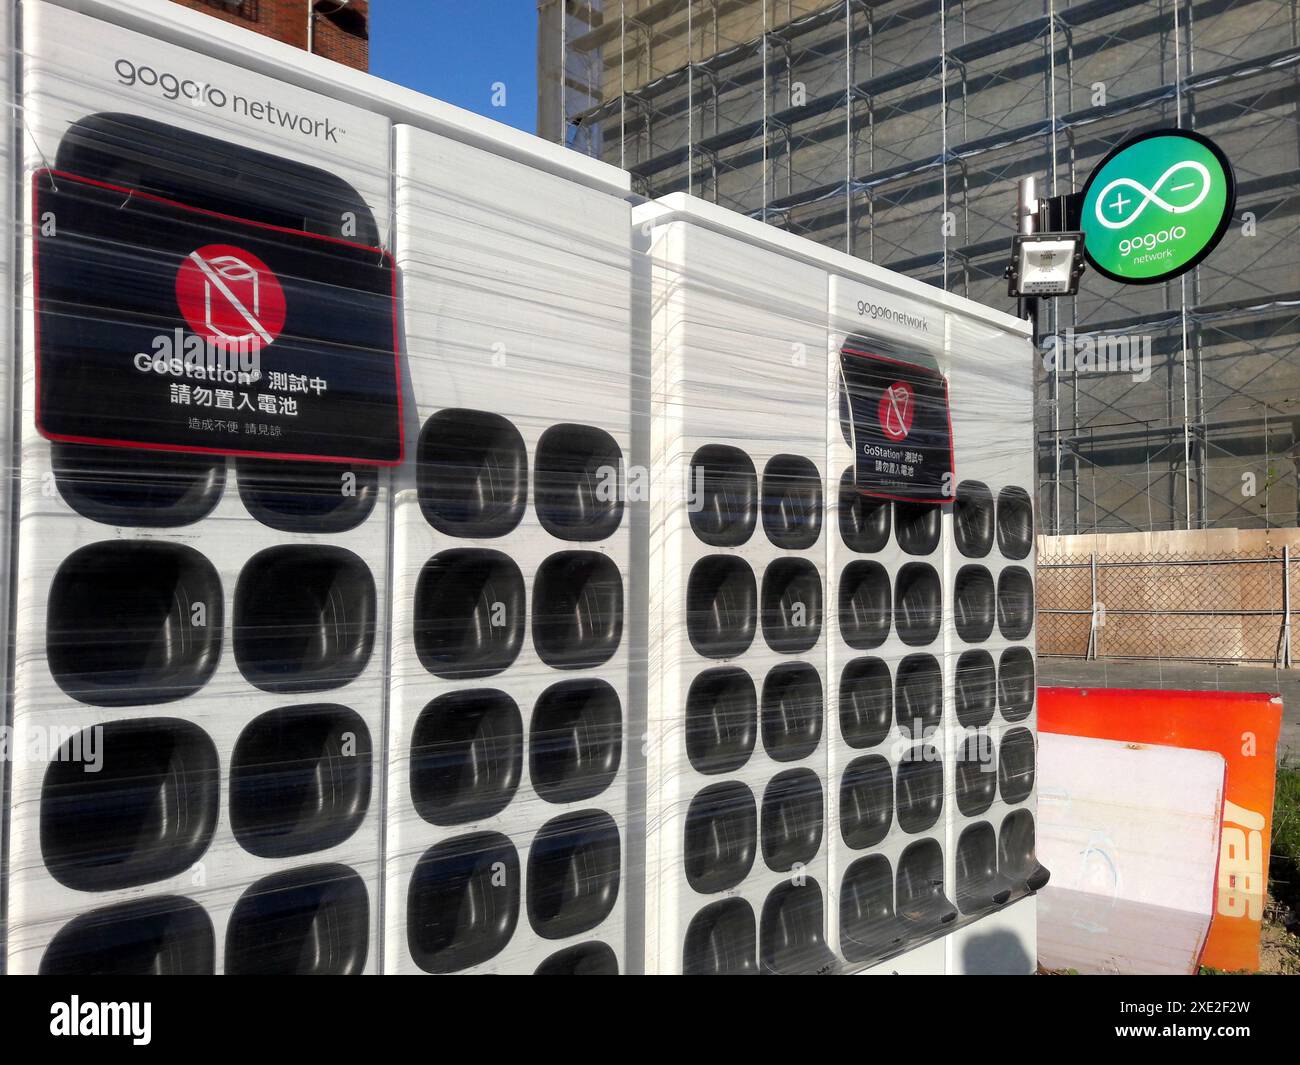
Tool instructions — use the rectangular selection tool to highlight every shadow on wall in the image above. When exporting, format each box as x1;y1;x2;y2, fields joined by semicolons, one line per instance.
961;928;1034;975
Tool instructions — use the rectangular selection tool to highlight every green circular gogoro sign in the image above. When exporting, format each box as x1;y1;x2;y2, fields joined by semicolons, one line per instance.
1080;129;1235;285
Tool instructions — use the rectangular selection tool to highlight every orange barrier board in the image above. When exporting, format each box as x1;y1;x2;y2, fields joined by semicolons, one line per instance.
1039;687;1283;973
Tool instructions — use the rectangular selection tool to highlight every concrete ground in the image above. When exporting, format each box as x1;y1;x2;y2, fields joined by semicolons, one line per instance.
1039;657;1300;765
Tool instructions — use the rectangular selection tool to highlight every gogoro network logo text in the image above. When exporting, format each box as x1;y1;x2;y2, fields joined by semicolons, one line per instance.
1116;226;1187;258
114;58;343;143
855;299;929;332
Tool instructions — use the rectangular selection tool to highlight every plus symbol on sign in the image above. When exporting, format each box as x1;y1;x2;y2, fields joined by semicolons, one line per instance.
1109;191;1130;216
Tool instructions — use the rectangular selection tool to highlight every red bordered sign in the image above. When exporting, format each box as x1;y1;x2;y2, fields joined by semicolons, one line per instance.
33;168;402;465
841;345;955;504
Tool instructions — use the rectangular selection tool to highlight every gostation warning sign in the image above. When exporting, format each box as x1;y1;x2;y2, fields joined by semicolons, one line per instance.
33;169;401;464
843;346;954;503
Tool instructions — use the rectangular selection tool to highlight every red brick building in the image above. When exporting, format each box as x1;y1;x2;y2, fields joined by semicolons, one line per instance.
169;1;369;71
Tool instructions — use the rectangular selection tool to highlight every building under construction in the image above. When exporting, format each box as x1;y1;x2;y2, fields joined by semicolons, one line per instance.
538;0;1300;536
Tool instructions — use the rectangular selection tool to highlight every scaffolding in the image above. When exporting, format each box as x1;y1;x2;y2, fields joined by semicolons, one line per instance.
538;0;1300;535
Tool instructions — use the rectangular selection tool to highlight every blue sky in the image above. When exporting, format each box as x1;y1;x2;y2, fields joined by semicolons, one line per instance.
370;1;537;134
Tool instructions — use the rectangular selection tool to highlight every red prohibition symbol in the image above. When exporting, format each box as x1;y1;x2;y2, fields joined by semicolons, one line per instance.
175;243;286;346
878;380;915;442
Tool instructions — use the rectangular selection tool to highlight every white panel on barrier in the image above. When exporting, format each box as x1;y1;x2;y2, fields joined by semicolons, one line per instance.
1037;733;1224;976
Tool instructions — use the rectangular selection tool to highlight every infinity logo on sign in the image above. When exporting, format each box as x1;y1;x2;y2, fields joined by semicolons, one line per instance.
1092;159;1212;230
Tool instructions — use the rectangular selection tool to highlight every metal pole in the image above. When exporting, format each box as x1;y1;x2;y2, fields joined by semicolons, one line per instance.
1015;176;1042;340
761;0;768;222
620;2;626;171
1086;550;1099;659
940;6;949;289
1171;0;1195;530
686;1;693;197
844;0;852;255
1281;545;1293;668
1017;175;1038;235
1018;174;1058;532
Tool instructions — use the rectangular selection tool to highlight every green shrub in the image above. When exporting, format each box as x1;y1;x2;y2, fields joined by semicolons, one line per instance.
1271;768;1300;915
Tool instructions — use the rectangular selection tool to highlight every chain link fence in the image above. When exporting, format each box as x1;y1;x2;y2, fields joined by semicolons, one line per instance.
1038;546;1299;666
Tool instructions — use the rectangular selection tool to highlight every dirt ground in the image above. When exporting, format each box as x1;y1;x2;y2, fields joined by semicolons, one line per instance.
1197;898;1299;975
1257;904;1300;975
